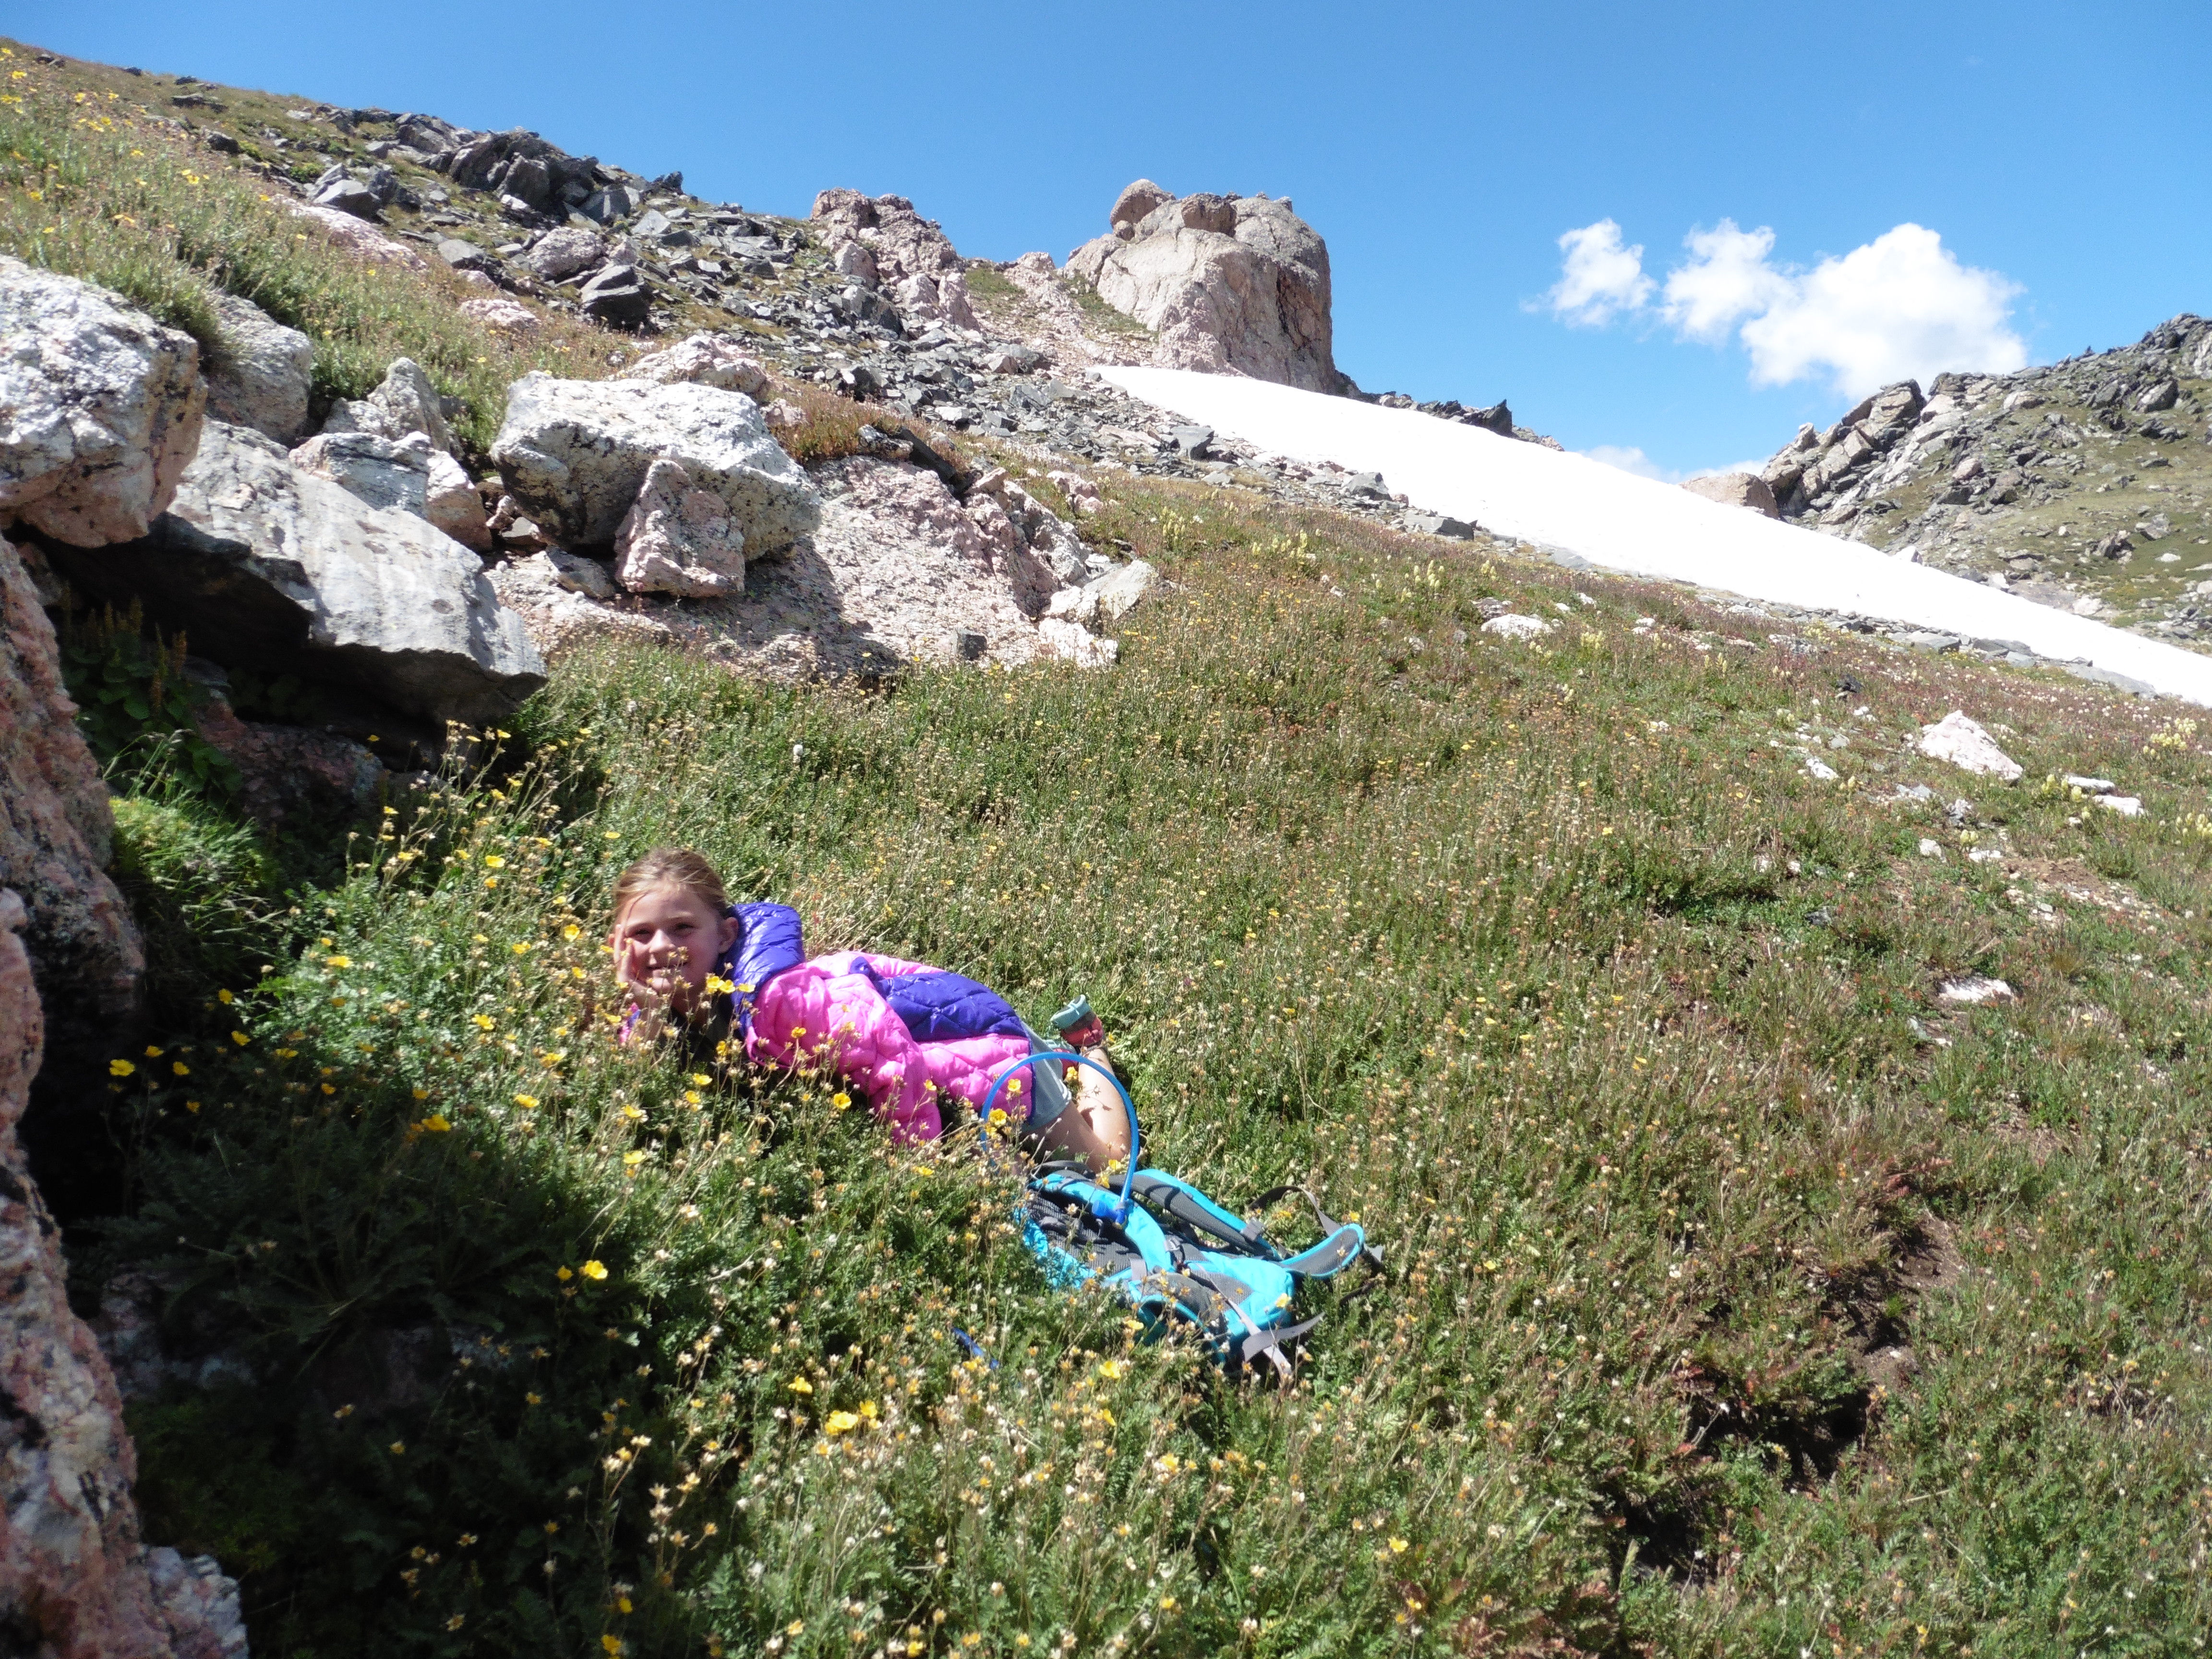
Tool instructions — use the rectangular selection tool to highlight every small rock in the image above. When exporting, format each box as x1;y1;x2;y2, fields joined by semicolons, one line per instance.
313;176;383;220
436;237;493;271
1916;711;2023;782
1967;846;2005;864
1918;837;1945;859
2096;795;2145;817
1891;783;1936;803
1937;975;2015;1005
457;296;540;333
1803;756;1840;781
1037;617;1118;668
1085;559;1158;624
426;452;490;552
579;264;652;327
1899;632;1961;653
543;547;617;598
2061;774;2116;794
1405;512;1476;539
1170;424;1214;459
321;357;453;454
1479;614;1554;641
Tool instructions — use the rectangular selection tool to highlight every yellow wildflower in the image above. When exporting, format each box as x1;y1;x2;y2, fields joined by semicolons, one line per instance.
581;1260;608;1280
109;1058;135;1077
824;1410;860;1435
788;1377;813;1394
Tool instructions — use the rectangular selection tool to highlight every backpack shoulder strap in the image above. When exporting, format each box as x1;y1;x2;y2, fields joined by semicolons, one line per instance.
1129;1170;1277;1258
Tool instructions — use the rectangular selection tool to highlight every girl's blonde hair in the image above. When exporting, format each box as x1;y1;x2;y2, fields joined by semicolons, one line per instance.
610;847;729;924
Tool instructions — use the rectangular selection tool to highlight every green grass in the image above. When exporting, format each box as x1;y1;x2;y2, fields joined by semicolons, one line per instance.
0;45;611;453
88;472;2212;1658
962;264;1021;302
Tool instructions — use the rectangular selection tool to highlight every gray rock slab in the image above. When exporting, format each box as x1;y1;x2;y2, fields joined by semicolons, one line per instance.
51;421;542;724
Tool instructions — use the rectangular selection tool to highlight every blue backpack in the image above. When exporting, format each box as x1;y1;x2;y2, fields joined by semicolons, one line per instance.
979;1053;1380;1379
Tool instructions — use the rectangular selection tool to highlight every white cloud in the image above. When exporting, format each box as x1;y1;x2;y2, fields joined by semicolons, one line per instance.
1659;220;1790;344
1736;224;2026;397
1583;444;1671;481
1544;216;2028;398
1542;219;1652;326
1584;447;1770;485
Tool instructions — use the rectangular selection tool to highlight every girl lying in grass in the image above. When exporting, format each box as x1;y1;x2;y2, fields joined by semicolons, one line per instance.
609;847;1130;1169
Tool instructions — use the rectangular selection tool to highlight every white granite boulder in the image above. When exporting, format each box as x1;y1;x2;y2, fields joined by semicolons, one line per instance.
0;258;206;546
1916;711;2023;781
490;372;819;553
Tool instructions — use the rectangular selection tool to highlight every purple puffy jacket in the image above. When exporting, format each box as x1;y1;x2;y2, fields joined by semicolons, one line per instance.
721;902;1037;1142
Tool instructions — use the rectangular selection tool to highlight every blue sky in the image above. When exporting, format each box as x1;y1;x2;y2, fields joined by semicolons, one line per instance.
13;1;2209;474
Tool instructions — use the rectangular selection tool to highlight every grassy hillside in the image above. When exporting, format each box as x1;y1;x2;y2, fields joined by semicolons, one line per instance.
91;476;2212;1658
12;32;2212;1659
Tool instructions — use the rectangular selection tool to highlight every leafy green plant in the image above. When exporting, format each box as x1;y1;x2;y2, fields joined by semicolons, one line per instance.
60;601;240;795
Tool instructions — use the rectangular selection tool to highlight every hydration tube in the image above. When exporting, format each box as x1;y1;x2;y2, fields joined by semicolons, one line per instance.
977;1049;1140;1222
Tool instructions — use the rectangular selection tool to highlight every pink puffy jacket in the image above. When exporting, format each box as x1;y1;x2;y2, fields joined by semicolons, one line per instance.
745;951;1034;1142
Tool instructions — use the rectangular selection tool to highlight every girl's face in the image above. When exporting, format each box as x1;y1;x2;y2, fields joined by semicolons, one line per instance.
611;886;737;1012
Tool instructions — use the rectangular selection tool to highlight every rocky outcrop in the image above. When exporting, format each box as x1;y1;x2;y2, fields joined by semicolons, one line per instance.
0;258;207;546
51;421;543;726
1063;185;1340;393
204;293;314;445
1753;314;2212;645
0;534;145;1120
491;373;820;553
810;190;978;334
493;453;1134;677
1;542;235;1659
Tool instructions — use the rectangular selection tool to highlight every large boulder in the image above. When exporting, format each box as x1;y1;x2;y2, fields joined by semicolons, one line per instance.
524;226;605;282
809;190;978;331
801;456;1063;665
51;422;544;725
0;259;207;547
1068;186;1340;393
204;291;314;445
491;372;820;553
1681;471;1780;517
